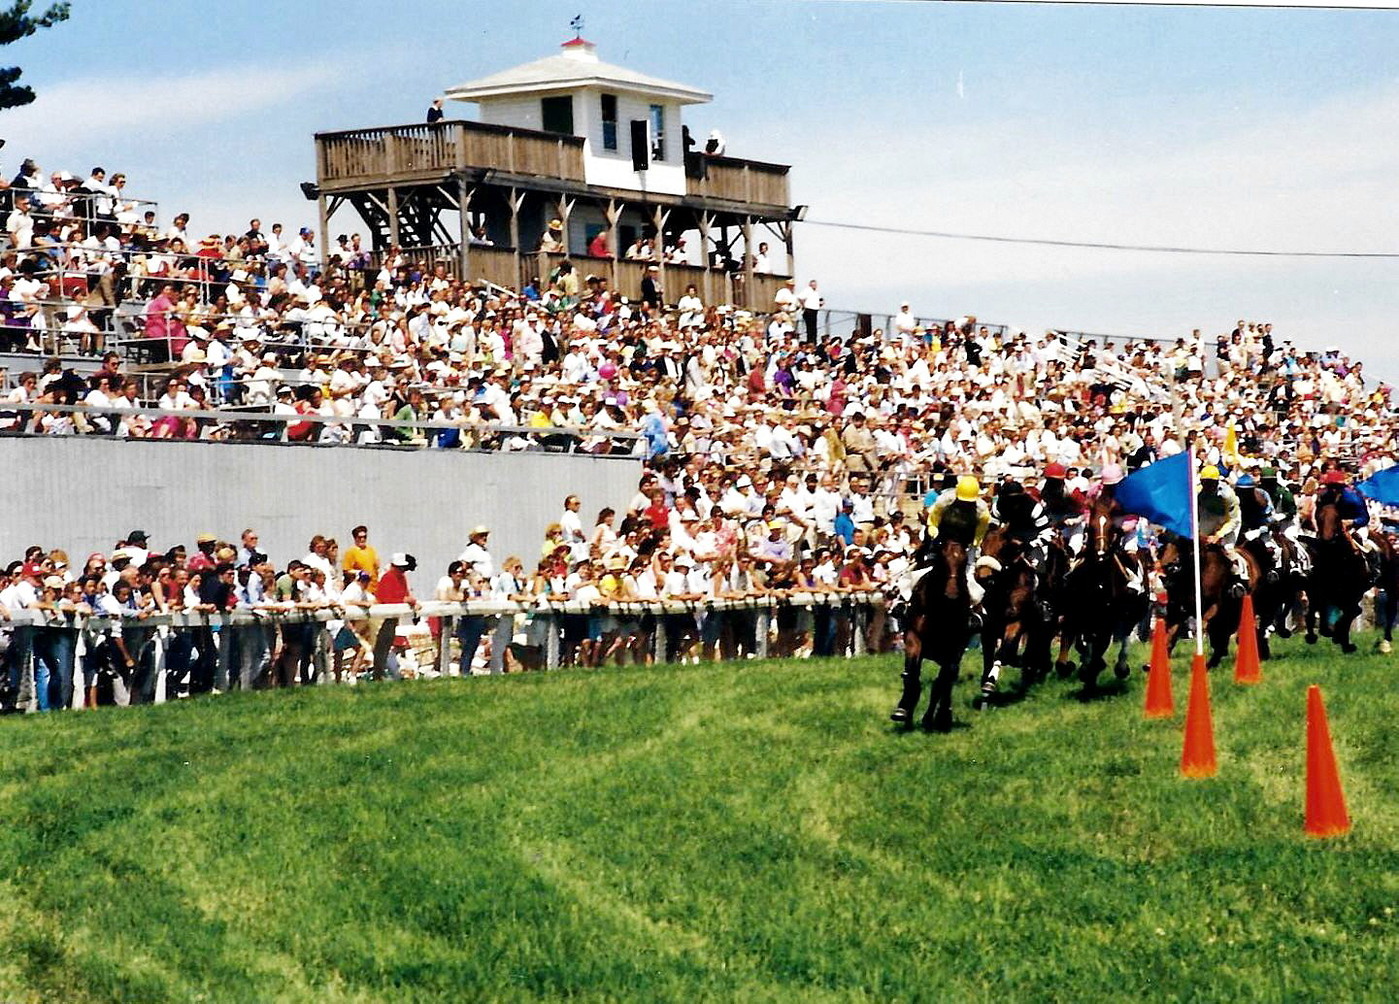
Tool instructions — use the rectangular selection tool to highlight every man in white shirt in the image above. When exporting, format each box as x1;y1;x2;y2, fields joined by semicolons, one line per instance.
797;279;824;344
458;526;494;580
773;278;799;316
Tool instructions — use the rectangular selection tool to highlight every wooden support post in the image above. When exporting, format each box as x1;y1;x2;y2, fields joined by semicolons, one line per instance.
741;216;755;310
386;186;401;248
439;615;454;677
508;187;526;286
317;195;330;265
152;631;167;703
698;211;714;305
653;206;669;305
605;198;622;292
545;612;561;670
653;612;668;665
456;175;472;280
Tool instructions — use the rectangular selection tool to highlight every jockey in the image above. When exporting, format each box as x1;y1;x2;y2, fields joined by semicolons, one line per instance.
1258;467;1299;532
1234;472;1283;582
1317;468;1380;578
1197;465;1250;598
925;475;992;610
928;476;992;552
991;480;1054;577
1040;461;1088;555
1088;463;1147;594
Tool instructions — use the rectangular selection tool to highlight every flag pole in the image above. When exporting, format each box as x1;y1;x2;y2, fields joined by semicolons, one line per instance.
1188;445;1205;657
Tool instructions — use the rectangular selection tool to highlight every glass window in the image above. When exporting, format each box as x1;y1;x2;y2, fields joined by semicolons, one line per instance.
649;104;665;162
601;94;618;151
541;95;574;135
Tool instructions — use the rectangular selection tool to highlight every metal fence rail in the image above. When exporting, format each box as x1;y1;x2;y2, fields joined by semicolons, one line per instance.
0;400;645;453
3;592;889;712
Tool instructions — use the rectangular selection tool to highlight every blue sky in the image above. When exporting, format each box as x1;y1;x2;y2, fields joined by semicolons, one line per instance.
5;1;1399;378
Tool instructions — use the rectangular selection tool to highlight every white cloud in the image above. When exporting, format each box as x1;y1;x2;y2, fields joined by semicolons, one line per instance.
0;62;342;151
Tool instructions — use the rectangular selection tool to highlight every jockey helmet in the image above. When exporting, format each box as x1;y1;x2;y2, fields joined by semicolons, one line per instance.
1259;467;1278;480
1321;469;1348;485
1235;473;1255;488
955;476;981;502
1100;463;1125;486
998;480;1024;497
1044;462;1068;480
1199;465;1222;481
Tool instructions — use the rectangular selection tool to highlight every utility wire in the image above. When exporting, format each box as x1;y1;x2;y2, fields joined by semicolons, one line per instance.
803;219;1399;260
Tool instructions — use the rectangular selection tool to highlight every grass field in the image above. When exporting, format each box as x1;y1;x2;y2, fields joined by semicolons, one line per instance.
0;633;1396;1002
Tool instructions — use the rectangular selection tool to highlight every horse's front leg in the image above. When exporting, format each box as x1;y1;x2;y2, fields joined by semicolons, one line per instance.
891;623;924;726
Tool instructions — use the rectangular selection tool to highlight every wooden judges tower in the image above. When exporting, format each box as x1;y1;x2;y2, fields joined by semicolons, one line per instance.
312;36;798;307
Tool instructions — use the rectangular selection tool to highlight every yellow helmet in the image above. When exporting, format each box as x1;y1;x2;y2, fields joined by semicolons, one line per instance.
955;476;981;501
1199;465;1222;481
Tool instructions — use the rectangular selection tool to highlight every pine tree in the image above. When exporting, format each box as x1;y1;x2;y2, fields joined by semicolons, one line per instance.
0;2;69;110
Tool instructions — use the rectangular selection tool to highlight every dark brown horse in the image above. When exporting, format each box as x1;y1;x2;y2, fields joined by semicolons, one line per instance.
1158;535;1261;667
1310;500;1378;654
1054;507;1150;686
891;540;973;731
975;526;1052;702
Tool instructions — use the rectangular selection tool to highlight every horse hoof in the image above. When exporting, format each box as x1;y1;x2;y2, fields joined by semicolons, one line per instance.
1057;661;1076;679
1276;626;1292;639
922;713;953;733
1305;634;1318;645
1341;643;1358;655
1379;639;1393;655
891;707;913;725
1114;662;1130;680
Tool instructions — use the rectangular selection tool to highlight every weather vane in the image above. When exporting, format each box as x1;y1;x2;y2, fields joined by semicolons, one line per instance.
570;14;584;38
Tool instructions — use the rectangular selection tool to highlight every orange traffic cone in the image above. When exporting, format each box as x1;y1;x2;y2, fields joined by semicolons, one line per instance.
1144;617;1174;719
1305;685;1351;838
1180;654;1217;778
1233;594;1262;685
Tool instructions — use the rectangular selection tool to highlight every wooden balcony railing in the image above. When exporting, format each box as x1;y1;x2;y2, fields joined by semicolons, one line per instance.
687;156;791;208
316;120;586;187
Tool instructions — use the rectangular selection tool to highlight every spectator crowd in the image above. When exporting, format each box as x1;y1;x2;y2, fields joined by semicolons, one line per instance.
2;155;1398;715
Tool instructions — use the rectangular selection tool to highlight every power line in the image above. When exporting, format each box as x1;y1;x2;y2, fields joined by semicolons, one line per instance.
803;219;1399;260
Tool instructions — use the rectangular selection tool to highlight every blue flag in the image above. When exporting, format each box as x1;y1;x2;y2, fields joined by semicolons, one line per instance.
1116;451;1194;538
1358;466;1399;506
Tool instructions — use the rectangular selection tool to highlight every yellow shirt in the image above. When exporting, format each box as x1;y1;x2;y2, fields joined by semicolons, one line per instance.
342;545;380;588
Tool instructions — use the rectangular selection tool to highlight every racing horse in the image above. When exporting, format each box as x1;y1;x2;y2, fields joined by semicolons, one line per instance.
1309;499;1381;654
1375;525;1399;654
1261;530;1315;649
891;540;973;731
1158;535;1261;667
974;526;1054;702
1054;507;1150;688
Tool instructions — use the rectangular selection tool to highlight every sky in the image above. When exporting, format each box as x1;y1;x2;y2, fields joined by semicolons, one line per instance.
4;0;1398;379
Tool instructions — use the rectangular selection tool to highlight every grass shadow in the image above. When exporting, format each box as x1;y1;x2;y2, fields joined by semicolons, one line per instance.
1067;679;1130;703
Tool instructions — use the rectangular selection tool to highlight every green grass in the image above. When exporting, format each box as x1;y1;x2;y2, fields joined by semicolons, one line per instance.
1;633;1397;1002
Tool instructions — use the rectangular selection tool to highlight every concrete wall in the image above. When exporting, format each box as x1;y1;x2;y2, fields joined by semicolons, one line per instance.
4;438;643;578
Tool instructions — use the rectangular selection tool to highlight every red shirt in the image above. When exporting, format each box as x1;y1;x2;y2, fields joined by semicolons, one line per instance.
644;501;670;530
376;567;412;604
